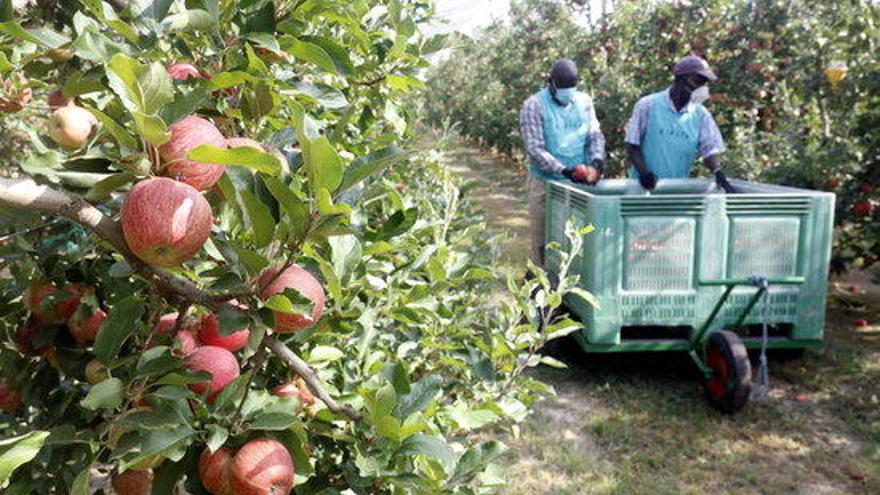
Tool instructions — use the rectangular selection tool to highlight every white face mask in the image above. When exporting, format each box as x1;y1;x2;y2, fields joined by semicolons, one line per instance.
690;85;710;105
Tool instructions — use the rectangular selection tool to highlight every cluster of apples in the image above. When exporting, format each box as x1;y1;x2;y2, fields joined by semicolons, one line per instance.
2;281;106;412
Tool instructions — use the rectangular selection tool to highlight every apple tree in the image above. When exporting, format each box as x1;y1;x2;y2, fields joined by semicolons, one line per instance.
0;1;586;493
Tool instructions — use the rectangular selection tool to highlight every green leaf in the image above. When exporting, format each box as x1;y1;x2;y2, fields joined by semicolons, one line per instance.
208;71;257;90
70;465;91;495
263;288;314;318
539;355;567;369
240;190;274;248
376;208;418;240
309;345;344;362
105;54;173;145
0;431;50;485
451;441;508;485
395;374;441;419
262;177;308;239
94;296;145;365
305;137;343;193
568;287;600;309
286;39;337;73
188;144;282;175
160;86;208;126
0;22;70;48
217;304;249;337
316;188;351;216
447;408;499;430
298;35;354;75
129;0;173;21
205;425;228;453
250;412;298;431
397;434;454;469
242;32;281;53
136;346;185;377
386;74;426;91
85;107;139;151
84;172;135;202
122;426;195;469
375;415;401;441
80;377;124;411
329;234;361;281
151;459;187;495
338;146;410;193
161;9;213;32
421;33;448;54
80;0;139;43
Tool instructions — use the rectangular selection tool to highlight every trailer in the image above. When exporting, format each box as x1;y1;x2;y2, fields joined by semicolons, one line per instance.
544;179;835;412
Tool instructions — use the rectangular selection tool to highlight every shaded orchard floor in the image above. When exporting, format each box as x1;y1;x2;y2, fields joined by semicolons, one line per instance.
448;140;880;495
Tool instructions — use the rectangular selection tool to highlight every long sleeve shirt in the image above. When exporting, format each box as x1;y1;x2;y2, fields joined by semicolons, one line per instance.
519;93;606;175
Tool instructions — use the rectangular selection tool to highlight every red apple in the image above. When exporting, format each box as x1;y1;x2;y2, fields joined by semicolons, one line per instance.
67;306;106;345
199;446;234;495
111;469;153;495
176;329;201;354
271;378;315;407
47;88;72;108
186;346;240;400
853;200;873;215
25;282;90;325
230;438;295;495
197;314;249;352
0;379;23;413
84;358;108;384
167;63;205;81
16;317;53;356
571;164;589;182
855;319;869;327
121;177;213;267
159;115;227;191
154;312;180;337
258;265;325;333
47;103;97;150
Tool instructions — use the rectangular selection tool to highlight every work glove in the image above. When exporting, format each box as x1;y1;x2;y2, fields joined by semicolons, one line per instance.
639;171;658;190
587;159;605;185
714;169;736;194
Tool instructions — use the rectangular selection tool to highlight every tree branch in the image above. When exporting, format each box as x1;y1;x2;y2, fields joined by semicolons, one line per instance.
266;337;362;421
0;177;240;308
0;177;361;421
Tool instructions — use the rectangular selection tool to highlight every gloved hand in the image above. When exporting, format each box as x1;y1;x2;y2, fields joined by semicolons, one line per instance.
639;171;658;190
562;167;585;184
714;169;736;194
587;159;605;185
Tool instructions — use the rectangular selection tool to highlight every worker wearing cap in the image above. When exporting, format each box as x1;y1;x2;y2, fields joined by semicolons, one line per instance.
520;58;606;266
625;55;735;193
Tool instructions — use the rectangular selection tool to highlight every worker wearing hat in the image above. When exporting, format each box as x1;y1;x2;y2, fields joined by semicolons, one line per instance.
624;55;736;193
520;58;606;266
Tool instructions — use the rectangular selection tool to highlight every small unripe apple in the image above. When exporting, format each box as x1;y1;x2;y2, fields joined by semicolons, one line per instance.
120;177;213;267
0;379;23;413
47;103;97;150
167;62;205;81
230;438;295;495
186;346;240;401
258;265;325;333
271;378;315;407
111;469;153;495
159;115;227;191
84;358;108;384
199;446;235;495
197;314;249;352
67;306;106;345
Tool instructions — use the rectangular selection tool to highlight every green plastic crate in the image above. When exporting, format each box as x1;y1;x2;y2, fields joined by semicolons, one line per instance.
544;179;835;352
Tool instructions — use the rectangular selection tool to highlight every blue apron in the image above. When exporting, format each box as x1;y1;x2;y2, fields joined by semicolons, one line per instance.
630;90;704;179
529;88;592;181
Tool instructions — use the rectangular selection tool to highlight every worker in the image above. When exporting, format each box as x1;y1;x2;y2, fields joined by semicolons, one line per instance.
624;55;736;193
520;58;606;266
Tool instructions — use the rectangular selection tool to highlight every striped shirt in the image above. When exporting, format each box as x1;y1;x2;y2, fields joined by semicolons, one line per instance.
519;92;606;175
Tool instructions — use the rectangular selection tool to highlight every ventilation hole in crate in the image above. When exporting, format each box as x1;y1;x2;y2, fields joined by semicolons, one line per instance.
620;326;692;340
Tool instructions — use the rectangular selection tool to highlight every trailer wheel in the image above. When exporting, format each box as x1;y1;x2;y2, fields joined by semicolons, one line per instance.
704;331;752;413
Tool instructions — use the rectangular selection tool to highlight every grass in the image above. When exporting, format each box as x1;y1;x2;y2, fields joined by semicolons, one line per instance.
443;138;880;495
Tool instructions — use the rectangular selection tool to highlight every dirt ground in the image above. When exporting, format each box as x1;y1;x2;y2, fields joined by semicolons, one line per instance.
447;141;880;495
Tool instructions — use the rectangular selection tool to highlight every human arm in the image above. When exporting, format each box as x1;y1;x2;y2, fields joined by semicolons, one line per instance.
624;97;657;189
520;97;566;175
698;109;735;193
584;96;606;182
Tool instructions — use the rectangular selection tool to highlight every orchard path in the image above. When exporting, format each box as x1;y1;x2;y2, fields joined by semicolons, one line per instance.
448;139;880;495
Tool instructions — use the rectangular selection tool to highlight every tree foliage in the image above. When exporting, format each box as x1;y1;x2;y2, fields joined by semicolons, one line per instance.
423;0;879;268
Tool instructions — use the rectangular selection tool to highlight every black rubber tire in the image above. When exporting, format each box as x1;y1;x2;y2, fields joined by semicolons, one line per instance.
704;330;752;414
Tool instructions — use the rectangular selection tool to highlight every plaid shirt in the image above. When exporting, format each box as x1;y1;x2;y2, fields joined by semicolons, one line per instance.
624;87;726;158
519;92;606;175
